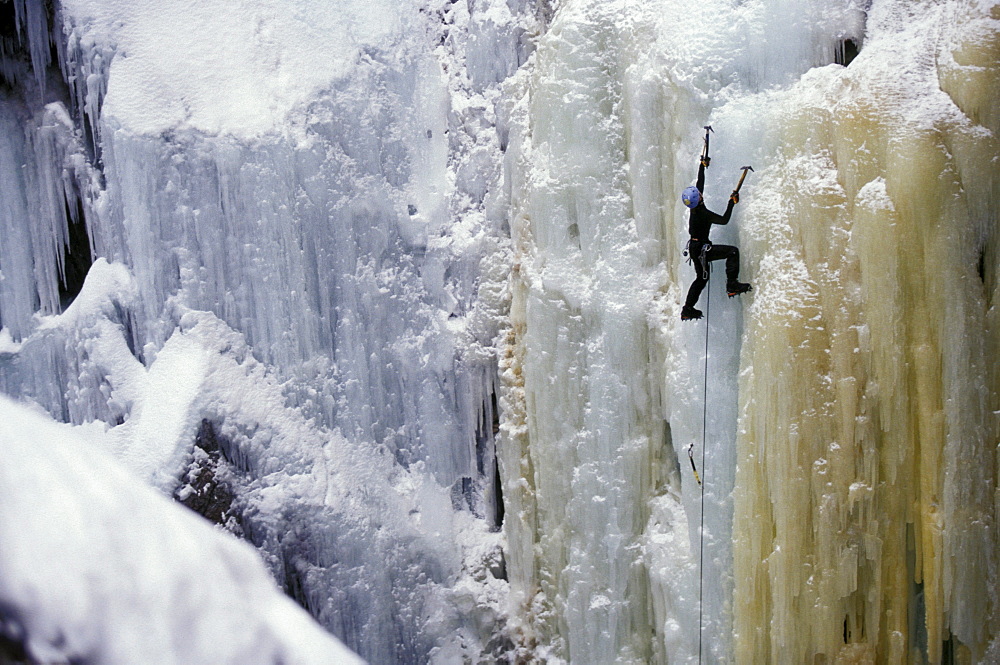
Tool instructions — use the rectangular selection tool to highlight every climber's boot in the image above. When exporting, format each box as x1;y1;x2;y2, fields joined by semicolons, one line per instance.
681;305;703;321
727;281;752;297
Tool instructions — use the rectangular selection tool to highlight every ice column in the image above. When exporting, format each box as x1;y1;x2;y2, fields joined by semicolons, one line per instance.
0;95;39;341
500;0;686;661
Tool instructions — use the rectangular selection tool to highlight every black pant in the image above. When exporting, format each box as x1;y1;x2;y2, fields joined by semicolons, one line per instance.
685;241;740;308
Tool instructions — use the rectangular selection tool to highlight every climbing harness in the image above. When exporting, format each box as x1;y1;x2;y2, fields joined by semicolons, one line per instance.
683;240;713;281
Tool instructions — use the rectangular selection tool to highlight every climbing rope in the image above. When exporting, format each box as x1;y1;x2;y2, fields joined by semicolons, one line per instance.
697;273;710;663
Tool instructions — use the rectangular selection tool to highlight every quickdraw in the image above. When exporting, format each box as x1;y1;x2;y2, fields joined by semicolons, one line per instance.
687;443;702;486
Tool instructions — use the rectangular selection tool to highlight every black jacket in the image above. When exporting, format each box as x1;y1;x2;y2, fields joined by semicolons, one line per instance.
688;162;734;241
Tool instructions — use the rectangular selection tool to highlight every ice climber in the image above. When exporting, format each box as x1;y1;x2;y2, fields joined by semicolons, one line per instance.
680;144;752;321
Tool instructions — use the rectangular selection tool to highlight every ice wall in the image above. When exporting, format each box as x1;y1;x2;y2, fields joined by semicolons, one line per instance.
730;1;1000;661
51;0;507;485
1;0;541;662
500;0;997;662
498;0;717;660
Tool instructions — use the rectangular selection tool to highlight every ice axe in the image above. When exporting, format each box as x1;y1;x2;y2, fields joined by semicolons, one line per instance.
701;125;714;165
731;165;754;203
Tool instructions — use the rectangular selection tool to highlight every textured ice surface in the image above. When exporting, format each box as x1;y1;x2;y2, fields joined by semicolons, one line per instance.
730;1;1000;661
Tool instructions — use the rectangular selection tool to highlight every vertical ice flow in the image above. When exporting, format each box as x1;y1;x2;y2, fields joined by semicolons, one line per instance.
731;1;1000;662
500;0;998;662
502;1;680;661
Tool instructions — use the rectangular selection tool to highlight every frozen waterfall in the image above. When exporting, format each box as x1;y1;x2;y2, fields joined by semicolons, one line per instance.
1;0;998;663
501;0;998;662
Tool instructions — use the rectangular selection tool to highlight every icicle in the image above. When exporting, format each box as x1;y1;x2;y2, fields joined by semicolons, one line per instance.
0;95;38;341
12;0;51;93
21;102;94;316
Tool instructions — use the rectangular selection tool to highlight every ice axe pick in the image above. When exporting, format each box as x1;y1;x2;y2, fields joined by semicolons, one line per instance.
702;125;714;161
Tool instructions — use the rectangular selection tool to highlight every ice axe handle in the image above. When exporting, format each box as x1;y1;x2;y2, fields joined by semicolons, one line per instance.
734;165;754;193
702;125;714;160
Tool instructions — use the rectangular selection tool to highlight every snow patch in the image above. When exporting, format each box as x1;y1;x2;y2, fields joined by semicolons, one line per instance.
0;394;365;665
61;0;406;139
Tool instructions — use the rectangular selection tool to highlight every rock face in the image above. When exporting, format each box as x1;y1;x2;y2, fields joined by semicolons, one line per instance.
174;420;242;534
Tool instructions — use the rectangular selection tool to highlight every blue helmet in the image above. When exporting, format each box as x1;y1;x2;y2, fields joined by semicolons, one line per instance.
682;186;701;208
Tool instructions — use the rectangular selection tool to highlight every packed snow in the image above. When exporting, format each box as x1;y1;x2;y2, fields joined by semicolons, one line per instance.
59;0;405;139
